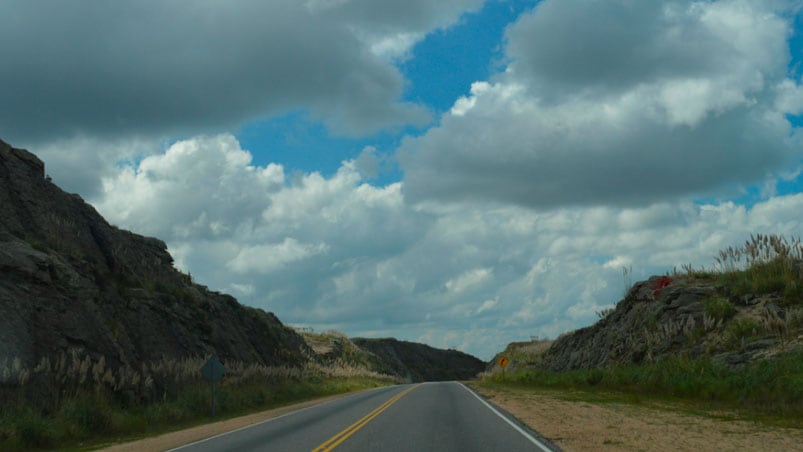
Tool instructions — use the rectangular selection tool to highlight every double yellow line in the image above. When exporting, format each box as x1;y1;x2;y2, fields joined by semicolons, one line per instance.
311;384;420;452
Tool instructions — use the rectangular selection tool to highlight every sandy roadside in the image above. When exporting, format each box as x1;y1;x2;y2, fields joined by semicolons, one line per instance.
469;384;803;451
95;390;371;452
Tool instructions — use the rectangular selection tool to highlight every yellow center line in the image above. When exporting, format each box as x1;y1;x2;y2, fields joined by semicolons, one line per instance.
311;384;420;452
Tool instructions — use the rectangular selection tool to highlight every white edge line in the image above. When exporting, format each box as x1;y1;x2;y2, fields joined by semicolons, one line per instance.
458;382;552;452
167;385;393;451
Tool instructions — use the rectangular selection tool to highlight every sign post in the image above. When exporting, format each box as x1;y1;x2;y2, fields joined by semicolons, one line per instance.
497;355;509;379
200;355;225;416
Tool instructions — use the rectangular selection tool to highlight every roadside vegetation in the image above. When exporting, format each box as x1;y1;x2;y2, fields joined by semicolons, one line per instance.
481;234;803;423
481;350;803;420
0;352;396;451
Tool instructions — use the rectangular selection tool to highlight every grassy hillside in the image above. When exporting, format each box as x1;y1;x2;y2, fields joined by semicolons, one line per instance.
482;234;803;422
351;337;486;382
298;330;486;382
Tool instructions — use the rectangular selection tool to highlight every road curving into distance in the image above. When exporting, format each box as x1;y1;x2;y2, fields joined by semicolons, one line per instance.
170;381;557;451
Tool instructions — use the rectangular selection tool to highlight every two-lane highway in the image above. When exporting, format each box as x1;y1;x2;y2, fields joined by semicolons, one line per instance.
171;382;556;451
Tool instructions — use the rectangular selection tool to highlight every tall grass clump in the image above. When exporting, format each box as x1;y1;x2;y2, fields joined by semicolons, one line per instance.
0;351;396;451
704;297;736;321
713;234;803;306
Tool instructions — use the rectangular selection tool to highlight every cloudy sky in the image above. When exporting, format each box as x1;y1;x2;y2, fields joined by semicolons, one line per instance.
2;0;803;360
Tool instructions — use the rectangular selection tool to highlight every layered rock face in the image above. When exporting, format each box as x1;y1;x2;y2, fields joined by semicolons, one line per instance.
0;139;308;373
539;275;802;372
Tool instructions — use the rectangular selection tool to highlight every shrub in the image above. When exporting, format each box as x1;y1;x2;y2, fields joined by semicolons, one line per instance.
704;297;736;321
59;394;112;436
9;408;55;450
725;318;762;348
585;369;604;386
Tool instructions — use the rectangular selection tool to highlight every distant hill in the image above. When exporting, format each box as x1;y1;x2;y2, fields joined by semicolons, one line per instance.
352;337;485;382
0;139;483;384
298;331;485;382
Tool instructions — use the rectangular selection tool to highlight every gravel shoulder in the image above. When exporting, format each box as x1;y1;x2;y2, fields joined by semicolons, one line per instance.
468;384;803;451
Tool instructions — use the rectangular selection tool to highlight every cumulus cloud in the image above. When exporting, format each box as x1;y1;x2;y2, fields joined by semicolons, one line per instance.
400;0;803;208
0;0;482;147
445;267;493;293
96;134;285;239
14;0;803;361
30;135;162;197
91;134;803;359
227;239;330;274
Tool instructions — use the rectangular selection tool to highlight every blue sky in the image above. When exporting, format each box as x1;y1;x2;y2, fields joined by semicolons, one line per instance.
237;0;535;183
2;0;803;359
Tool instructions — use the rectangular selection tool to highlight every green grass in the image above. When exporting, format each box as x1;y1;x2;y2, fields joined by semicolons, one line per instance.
0;353;395;451
480;350;803;422
0;376;389;451
724;318;762;348
711;234;803;307
704;297;736;321
478;234;803;428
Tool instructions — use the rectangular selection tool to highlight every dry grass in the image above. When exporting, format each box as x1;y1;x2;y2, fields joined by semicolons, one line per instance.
0;351;396;450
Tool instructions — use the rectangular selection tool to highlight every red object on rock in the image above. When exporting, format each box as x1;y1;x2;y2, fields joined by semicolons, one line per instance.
652;276;673;298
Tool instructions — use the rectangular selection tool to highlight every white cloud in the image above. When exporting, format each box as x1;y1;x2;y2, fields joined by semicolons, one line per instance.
26;0;803;362
603;256;632;270
229;283;256;296
88;134;803;360
227;239;330;274
400;0;803;208
445;267;493;293
96;134;284;239
476;297;498;314
28;135;162;197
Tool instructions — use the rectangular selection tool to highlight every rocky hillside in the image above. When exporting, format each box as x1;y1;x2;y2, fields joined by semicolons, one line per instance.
352;337;485;382
539;266;803;372
0;139;486;385
299;331;485;382
0;139;309;374
486;338;553;374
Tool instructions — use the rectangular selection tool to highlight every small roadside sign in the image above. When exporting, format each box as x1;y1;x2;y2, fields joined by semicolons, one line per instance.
200;355;225;416
201;355;225;382
497;355;509;369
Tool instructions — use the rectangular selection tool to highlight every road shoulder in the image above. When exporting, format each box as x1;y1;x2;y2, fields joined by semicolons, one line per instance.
468;383;803;451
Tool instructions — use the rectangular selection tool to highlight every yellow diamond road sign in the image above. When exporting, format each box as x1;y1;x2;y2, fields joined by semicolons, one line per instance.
497;355;509;369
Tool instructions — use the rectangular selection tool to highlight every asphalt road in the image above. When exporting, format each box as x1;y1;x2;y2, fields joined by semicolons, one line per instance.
170;381;557;452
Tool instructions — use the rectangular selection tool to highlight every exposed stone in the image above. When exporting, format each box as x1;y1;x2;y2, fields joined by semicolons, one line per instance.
0;139;486;385
0;139;310;372
539;273;802;372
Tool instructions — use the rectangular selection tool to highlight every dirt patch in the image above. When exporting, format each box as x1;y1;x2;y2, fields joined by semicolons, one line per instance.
470;385;803;451
95;391;364;452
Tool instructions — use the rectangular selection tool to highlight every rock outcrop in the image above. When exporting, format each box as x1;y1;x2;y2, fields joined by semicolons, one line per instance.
539;275;803;372
0;139;309;373
0;139;488;386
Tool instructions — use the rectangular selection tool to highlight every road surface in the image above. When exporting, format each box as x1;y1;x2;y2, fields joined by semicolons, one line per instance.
171;381;556;451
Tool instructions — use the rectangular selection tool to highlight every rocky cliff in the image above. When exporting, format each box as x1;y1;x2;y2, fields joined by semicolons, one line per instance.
0;139;309;373
539;273;803;372
0;139;487;386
